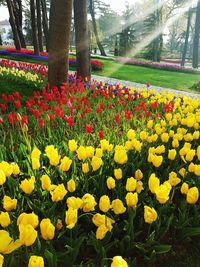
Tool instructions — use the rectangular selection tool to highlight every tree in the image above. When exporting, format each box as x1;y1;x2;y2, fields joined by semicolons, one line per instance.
40;0;49;51
74;0;90;79
30;0;40;55
143;0;163;62
0;33;2;45
181;8;192;66
36;0;43;52
192;0;200;68
6;0;21;49
48;0;72;86
89;0;106;56
12;0;26;48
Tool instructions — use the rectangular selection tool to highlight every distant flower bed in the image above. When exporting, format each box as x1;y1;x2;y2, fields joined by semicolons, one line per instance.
114;57;198;73
0;48;104;71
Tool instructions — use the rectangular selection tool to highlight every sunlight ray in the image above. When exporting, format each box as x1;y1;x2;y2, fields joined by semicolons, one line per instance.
106;0;169;37
106;0;198;77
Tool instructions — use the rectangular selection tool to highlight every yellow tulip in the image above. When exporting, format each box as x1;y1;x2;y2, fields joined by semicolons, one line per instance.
0;230;21;254
0;212;10;228
135;169;143;180
28;256;44;267
19;224;37;246
40;174;51;191
168;149;177;160
82;162;89;173
125;192;138;208
17;212;39;229
11;163;20;175
136;181;144;194
82;193;97;212
65;208;78;229
106;177;115;190
155;184;170;204
86;146;95;158
144;205;158;224
20;176;35;194
91;156;103;171
0;170;6;186
111;199;126;215
95;148;103;158
3;195;17;211
50;184;67;202
66;197;83;210
114;168;122;180
67;179;76;193
127;129;135;140
0;161;13;177
126;177;137;192
77;146;87;161
180;183;189;194
111;256;128;267
114;148;128;165
0;254;3;267
68;139;77;152
31;147;41;160
168;172;181;187
31;158;40;170
99;195;111;213
148;173;160;194
40;218;55;240
186;187;199;204
96;224;109;240
59;156;72;172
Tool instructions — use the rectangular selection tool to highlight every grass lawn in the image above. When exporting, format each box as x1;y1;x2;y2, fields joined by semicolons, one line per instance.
96;60;200;92
0;54;200;92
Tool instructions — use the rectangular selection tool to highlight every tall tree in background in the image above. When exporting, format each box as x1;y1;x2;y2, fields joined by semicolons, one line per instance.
89;0;106;56
30;0;39;55
144;0;163;62
74;0;90;79
192;0;200;68
6;0;21;49
181;8;192;66
36;0;43;52
48;0;72;86
40;0;48;51
13;0;26;48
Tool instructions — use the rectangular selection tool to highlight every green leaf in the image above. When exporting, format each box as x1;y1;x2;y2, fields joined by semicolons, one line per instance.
151;244;172;255
180;227;200;240
44;249;57;267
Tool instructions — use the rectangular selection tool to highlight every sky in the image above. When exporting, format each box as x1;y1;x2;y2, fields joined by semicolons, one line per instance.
0;0;132;21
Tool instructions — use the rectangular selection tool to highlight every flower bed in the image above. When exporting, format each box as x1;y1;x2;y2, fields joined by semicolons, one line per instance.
0;48;104;71
0;74;200;266
114;57;198;73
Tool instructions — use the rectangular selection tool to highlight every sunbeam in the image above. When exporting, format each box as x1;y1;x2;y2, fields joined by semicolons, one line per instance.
105;0;198;77
106;0;169;37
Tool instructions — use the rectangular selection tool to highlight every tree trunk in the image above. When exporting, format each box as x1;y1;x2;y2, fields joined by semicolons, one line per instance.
41;0;49;51
30;0;40;55
74;0;91;80
192;0;200;68
13;0;26;48
89;0;106;56
181;8;192;66
36;0;43;52
0;34;2;46
48;0;72;87
6;0;21;50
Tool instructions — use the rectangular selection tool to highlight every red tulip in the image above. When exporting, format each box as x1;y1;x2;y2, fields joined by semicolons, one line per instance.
86;124;93;134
